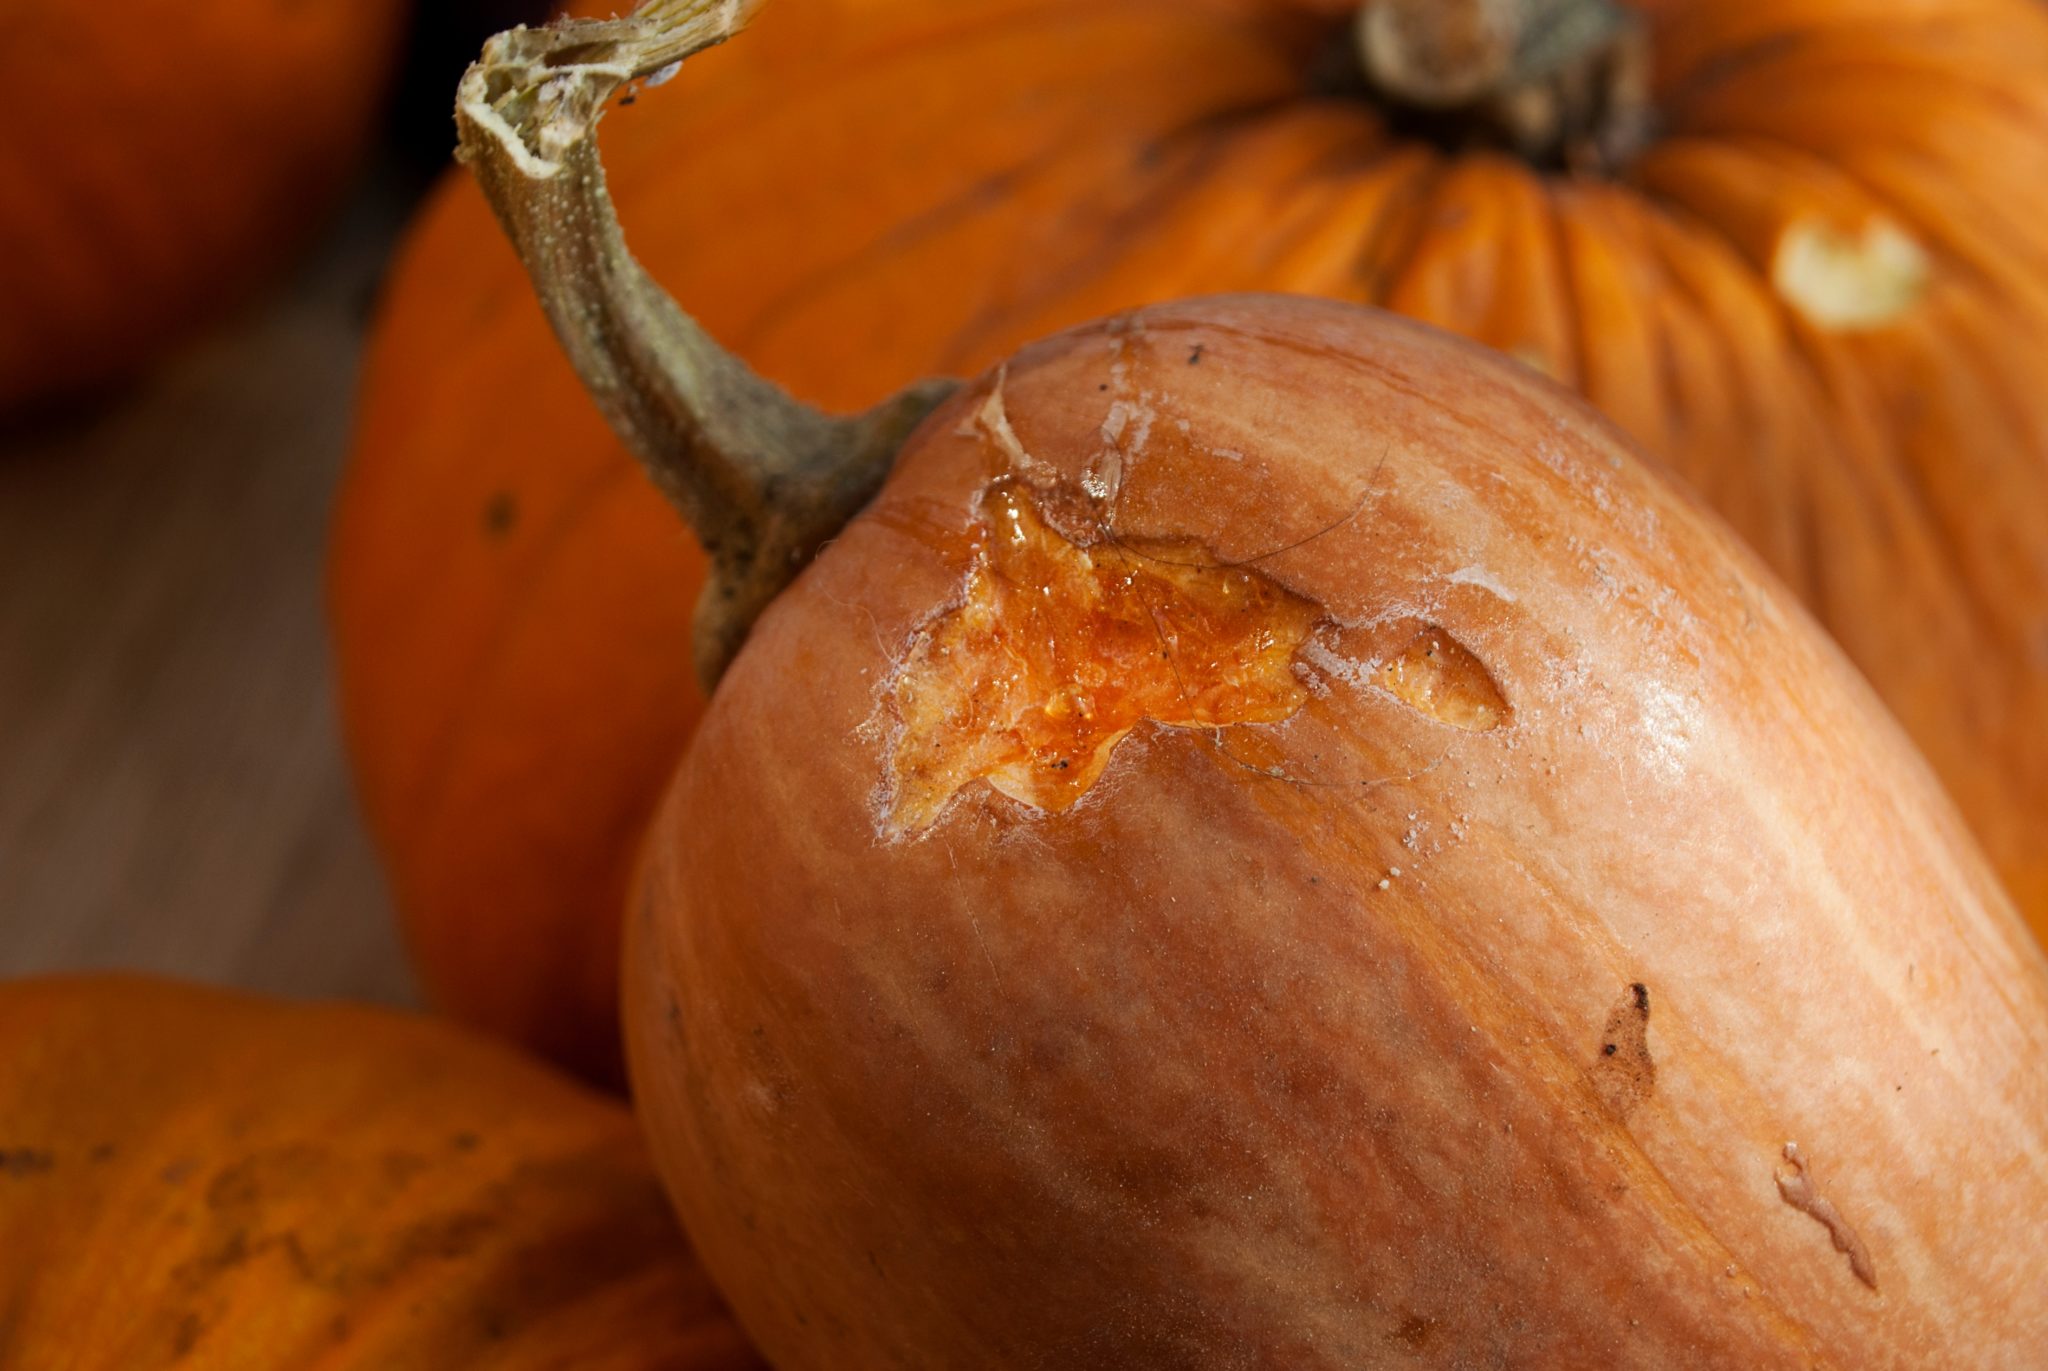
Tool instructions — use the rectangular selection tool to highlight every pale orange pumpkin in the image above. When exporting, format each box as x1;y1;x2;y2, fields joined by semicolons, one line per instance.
0;975;764;1370
333;0;2048;1083
0;0;407;410
438;15;2048;1361
631;289;2048;1369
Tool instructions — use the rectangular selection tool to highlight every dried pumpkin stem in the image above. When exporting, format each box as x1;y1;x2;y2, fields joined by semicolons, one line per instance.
455;0;957;688
1354;0;1651;168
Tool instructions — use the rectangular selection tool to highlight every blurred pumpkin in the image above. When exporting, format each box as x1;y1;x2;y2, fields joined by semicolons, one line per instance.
0;974;764;1370
332;0;2048;1084
0;0;407;411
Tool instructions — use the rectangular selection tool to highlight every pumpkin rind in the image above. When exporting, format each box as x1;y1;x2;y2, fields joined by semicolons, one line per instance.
625;294;2048;1369
334;0;2048;1080
0;976;764;1370
0;0;406;410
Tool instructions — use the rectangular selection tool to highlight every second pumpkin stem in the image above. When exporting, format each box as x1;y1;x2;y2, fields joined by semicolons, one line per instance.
1355;0;1652;169
455;0;958;689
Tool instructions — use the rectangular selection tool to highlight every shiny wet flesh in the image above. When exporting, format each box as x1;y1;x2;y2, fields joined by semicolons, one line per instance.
884;480;1322;835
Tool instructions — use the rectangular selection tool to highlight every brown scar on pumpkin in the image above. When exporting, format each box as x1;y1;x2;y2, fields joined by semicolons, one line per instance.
0;1147;55;1175
1776;1142;1878;1290
482;491;519;537
1591;982;1655;1119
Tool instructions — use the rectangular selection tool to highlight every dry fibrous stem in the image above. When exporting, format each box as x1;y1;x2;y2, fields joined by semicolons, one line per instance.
1355;0;1651;167
454;0;955;686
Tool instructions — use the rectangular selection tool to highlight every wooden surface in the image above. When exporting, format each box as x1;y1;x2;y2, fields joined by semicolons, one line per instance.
0;178;418;1007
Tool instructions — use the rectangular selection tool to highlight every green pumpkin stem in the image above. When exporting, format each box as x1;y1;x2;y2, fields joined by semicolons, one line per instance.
455;0;957;689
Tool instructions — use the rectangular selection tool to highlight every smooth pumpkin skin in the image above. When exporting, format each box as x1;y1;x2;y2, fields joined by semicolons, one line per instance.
0;0;406;410
0;976;764;1371
333;0;2048;1083
626;296;2048;1370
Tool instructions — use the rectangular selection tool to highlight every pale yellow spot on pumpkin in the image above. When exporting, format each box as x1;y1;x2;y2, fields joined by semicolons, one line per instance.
1772;217;1929;331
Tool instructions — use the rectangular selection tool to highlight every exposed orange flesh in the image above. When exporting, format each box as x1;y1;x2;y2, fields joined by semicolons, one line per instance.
1373;624;1509;731
885;480;1323;835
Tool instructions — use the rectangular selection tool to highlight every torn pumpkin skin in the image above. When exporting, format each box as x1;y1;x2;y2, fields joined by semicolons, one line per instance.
882;478;1324;836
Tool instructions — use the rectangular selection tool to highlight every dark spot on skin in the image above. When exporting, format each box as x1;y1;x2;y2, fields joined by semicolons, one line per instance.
382;1151;431;1187
483;491;518;538
208;1162;260;1211
619;92;637;105
1188;344;1205;365
161;1158;197;1185
1591;982;1655;1120
0;1148;53;1175
1393;1313;1437;1347
89;1143;115;1163
172;1311;205;1357
451;1132;480;1153
1098;383;1109;391
173;1228;253;1290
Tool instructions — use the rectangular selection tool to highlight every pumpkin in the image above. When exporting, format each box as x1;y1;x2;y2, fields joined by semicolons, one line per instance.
332;0;2048;1084
447;14;2048;1364
633;296;2048;1367
0;974;765;1370
0;0;407;411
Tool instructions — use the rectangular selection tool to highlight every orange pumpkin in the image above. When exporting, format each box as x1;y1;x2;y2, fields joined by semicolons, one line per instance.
0;0;407;411
332;0;2048;1082
0;975;764;1369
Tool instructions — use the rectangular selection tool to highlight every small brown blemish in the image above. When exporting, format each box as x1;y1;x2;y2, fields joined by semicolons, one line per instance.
883;479;1323;836
0;1148;53;1176
1373;624;1509;732
1392;1313;1437;1348
483;491;518;538
1591;982;1655;1120
382;1151;431;1187
1775;1142;1877;1290
171;1311;206;1357
1187;344;1205;365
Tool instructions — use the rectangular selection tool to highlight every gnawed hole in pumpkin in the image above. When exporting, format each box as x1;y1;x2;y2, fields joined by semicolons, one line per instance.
883;480;1322;835
1372;623;1508;732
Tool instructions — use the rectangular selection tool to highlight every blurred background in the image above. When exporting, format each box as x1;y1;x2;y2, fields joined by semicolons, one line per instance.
0;3;544;1005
